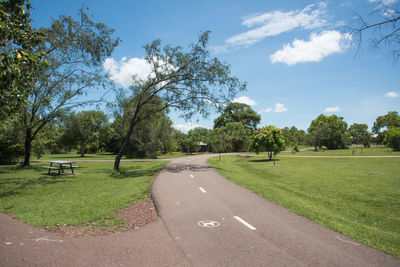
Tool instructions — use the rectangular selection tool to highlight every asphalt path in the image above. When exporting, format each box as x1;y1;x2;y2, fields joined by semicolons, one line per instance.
0;214;189;266
152;154;400;266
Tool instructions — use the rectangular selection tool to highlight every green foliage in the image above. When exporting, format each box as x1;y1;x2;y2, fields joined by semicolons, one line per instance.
184;127;210;153
214;102;260;130
0;116;24;162
384;127;400;151
348;123;371;148
250;126;285;160
308;114;349;150
209;122;251;152
61;111;108;157
281;126;306;147
0;0;47;117
373;111;400;144
107;95;175;158
19;8;119;166
113;31;246;169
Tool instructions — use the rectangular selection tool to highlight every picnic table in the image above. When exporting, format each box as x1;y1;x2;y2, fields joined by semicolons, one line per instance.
42;160;79;175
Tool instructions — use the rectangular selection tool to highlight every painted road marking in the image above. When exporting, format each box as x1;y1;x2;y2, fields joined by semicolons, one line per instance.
186;162;190;165
199;187;207;193
35;236;64;242
186;166;190;170
234;216;256;231
198;220;220;228
190;174;194;178
176;201;181;207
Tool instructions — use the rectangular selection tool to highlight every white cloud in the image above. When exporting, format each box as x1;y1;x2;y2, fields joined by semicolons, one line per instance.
233;96;258;106
369;0;398;6
384;91;399;98
103;57;152;87
173;123;202;133
274;103;288;113
218;3;327;50
259;103;288;113
324;106;340;112
270;30;351;65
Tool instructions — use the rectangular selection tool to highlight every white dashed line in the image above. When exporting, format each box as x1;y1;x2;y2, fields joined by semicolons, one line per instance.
234;216;256;231
190;174;194;178
199;187;207;193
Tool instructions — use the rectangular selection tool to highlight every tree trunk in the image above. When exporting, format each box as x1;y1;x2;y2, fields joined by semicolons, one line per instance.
23;129;32;166
80;143;85;157
114;119;137;170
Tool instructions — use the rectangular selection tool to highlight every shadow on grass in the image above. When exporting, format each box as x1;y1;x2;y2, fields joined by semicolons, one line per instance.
249;158;281;163
109;166;164;179
0;175;68;198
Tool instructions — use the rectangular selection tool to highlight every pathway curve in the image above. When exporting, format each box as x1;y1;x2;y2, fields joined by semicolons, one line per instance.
152;154;400;266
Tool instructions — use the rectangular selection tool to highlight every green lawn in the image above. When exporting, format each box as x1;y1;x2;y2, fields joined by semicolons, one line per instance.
207;155;400;258
279;146;400;156
0;161;167;228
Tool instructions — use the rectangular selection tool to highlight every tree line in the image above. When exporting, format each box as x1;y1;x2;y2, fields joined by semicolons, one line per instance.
2;1;399;167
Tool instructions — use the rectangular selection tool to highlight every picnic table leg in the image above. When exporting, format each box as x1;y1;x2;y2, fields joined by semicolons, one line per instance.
70;163;74;174
48;162;52;174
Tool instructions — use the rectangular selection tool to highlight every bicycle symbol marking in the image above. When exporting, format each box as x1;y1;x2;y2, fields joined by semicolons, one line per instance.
198;220;220;228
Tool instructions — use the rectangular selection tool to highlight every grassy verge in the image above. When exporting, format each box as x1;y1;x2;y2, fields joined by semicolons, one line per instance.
0;161;167;229
207;155;400;258
279;146;400;156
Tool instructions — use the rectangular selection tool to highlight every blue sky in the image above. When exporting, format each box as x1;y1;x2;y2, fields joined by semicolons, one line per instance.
30;0;399;132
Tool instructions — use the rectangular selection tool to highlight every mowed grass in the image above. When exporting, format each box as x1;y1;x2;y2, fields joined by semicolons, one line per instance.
0;161;167;228
208;155;400;258
280;146;400;156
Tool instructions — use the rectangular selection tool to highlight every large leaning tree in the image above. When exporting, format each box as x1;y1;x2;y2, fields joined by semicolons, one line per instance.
113;32;246;170
0;0;47;118
21;8;119;166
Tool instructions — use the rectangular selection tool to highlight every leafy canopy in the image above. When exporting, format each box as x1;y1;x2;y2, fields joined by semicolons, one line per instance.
214;102;260;130
0;0;47;117
251;126;285;159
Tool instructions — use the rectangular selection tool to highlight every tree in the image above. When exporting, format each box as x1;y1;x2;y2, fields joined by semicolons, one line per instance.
384;127;400;151
113;32;246;170
20;8;119;166
184;127;210;153
106;94;175;158
61;111;108;157
214;102;260;130
250;126;285;160
209;122;251;152
281;126;306;147
308;114;349;150
348;123;371;147
372;111;400;144
351;5;400;61
0;0;47;117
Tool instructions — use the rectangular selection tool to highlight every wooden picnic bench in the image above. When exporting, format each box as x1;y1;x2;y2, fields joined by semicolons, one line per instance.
42;160;79;175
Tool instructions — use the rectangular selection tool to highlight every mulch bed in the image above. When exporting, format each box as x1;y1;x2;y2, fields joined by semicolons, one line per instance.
50;200;157;238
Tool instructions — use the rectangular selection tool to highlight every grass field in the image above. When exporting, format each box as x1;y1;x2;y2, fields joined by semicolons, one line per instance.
280;146;400;156
0;161;167;228
207;155;400;258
